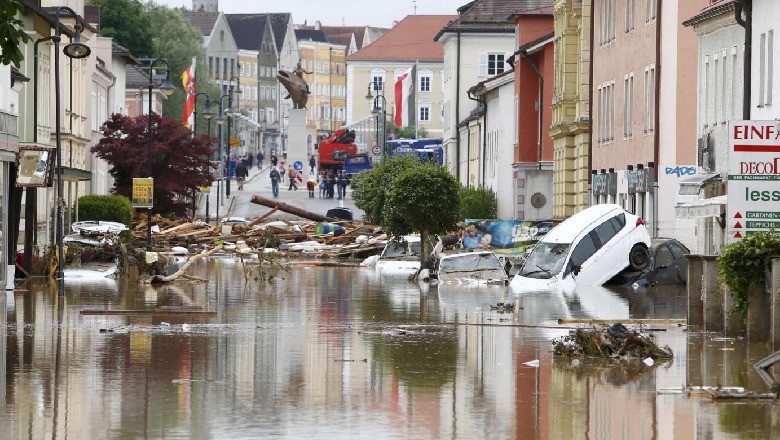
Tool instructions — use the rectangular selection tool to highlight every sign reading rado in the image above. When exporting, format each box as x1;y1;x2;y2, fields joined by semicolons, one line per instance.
740;158;780;174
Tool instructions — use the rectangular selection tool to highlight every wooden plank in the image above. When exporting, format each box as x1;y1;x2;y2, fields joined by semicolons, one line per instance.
81;309;216;316
557;318;686;325
248;207;279;226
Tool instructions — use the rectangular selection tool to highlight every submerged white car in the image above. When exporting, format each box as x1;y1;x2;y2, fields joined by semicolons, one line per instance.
375;235;424;276
510;204;651;293
432;251;509;285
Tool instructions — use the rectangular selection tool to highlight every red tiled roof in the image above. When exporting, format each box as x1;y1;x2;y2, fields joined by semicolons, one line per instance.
347;15;455;63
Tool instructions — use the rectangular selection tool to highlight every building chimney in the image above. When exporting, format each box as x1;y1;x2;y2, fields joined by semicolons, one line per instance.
315;20;321;30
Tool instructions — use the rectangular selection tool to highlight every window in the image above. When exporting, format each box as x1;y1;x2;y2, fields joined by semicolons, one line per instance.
567;232;599;275
655;246;674;268
209;57;214;78
371;74;384;92
623;73;634;138
419;74;431;92
625;0;635;32
267;108;275;123
601;0;615;44
645;0;656;22
644;65;655;133
419;104;430;122
760;31;774;106
593;219;619;247
479;52;507;77
597;81;615;143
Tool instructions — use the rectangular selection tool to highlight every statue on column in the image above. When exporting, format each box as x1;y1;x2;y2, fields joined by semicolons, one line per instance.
277;60;312;110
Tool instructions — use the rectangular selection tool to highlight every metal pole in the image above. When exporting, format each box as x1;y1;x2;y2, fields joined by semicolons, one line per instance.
226;90;232;198
147;71;153;251
53;33;64;294
206;117;211;223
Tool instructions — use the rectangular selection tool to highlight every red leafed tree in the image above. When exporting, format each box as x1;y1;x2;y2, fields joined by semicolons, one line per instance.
91;112;215;217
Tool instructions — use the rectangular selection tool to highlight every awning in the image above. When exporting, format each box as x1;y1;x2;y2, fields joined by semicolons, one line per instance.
675;195;727;218
678;172;721;195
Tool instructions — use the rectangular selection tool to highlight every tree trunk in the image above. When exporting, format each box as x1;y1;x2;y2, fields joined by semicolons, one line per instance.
250;195;336;223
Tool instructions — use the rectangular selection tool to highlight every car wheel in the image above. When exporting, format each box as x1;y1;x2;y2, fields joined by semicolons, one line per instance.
629;245;650;271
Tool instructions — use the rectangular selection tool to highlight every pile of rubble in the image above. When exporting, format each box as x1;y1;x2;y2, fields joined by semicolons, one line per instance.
128;203;386;260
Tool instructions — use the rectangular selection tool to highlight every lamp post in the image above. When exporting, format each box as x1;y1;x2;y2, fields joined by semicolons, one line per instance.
216;94;229;209
193;92;211;221
365;81;386;152
145;58;176;251
51;7;91;295
225;75;241;197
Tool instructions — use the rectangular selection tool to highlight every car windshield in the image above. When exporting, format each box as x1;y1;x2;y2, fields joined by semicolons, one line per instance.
439;253;503;273
382;240;421;257
520;242;571;279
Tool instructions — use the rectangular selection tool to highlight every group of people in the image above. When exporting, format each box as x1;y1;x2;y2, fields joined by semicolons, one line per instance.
317;170;349;200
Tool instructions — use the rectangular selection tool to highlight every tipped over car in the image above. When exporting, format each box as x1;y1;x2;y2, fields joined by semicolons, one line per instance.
511;204;651;294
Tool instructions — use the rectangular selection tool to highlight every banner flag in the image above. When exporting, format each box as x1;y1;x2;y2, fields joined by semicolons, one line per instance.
182;63;196;128
394;66;414;127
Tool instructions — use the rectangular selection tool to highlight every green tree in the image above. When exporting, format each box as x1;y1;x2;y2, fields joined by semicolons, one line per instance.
353;156;460;268
87;0;155;57
459;185;498;219
387;163;461;266
352;155;420;226
0;0;30;67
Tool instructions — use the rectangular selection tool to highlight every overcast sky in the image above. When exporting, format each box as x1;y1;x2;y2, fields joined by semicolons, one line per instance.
154;0;465;28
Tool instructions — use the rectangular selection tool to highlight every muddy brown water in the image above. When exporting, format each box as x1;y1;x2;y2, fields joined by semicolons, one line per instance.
0;257;777;439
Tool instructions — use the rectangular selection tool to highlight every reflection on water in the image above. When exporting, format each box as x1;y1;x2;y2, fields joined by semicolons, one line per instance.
0;258;777;439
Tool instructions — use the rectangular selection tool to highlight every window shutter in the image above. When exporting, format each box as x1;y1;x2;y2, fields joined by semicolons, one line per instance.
478;53;488;77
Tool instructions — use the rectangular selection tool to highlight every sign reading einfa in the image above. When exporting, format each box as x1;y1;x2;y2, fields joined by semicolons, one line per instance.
727;121;780;242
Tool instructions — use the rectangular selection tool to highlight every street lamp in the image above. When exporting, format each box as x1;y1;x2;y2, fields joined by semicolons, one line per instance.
146;58;176;251
366;81;386;152
193;92;210;221
225;74;241;197
216;95;229;210
52;7;91;295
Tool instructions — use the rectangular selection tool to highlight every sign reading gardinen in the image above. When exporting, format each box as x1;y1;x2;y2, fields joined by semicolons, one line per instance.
132;178;154;208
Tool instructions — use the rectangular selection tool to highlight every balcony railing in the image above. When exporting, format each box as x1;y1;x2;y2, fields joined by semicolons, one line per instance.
0;110;18;137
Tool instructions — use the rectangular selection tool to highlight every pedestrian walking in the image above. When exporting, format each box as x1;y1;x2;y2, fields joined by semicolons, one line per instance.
278;162;285;183
247;152;254;169
269;167;280;197
288;165;298;191
309;155;316;174
235;160;249;190
270;153;277;168
258;151;264;169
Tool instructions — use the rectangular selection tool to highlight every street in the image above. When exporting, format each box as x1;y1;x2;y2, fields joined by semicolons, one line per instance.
197;164;365;223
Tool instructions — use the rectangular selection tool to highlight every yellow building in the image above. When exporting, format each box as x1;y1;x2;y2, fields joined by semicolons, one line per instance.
295;27;347;153
550;0;591;220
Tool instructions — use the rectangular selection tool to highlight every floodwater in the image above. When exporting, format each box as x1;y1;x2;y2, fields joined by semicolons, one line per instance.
1;257;779;439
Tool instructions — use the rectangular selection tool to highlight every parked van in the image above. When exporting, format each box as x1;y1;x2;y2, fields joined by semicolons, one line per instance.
510;204;651;293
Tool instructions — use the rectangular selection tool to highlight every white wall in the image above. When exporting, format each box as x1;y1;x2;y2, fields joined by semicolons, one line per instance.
483;79;515;219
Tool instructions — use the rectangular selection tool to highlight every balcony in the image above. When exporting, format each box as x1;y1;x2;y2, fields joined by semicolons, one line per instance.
0;110;18;137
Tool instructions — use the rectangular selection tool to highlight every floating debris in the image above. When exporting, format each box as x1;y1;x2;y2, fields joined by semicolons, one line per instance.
489;302;516;313
552;323;673;360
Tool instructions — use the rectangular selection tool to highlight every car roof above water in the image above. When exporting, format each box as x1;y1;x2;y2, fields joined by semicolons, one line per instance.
540;204;627;244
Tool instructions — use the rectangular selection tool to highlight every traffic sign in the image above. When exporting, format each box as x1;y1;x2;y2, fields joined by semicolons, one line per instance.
229;137;239;146
293;160;303;171
371;144;382;156
727;120;780;242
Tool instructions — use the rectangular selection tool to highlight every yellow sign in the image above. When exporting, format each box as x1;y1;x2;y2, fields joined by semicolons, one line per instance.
229;137;240;146
132;178;154;208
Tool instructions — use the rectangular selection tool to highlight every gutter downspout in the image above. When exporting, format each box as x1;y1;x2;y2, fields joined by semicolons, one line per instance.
518;50;544;171
735;0;752;120
456;31;461;181
652;0;662;237
467;88;486;187
587;0;595;207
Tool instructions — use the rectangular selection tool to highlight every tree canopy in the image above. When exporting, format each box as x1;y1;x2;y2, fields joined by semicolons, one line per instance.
87;0;155;58
459;185;498;219
0;0;30;67
91;112;215;217
352;156;461;267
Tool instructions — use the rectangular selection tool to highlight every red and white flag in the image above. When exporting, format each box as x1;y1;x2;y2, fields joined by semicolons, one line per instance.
394;66;414;127
182;63;196;128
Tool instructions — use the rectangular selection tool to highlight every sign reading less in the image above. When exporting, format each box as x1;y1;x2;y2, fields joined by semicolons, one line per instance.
728;121;780;242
